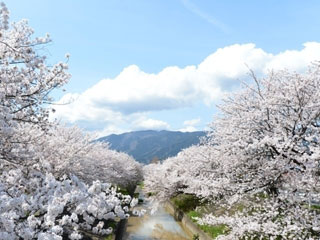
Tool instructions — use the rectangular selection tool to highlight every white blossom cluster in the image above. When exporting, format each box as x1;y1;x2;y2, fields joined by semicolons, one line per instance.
144;64;320;239
0;172;135;239
0;3;141;239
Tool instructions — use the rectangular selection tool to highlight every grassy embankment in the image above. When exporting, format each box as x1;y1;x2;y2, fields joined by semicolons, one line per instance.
171;193;320;239
170;194;228;239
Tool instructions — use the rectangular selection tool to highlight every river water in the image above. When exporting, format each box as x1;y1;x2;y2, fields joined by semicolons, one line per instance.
124;191;192;240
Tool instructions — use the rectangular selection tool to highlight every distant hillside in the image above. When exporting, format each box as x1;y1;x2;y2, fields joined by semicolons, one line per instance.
97;130;206;164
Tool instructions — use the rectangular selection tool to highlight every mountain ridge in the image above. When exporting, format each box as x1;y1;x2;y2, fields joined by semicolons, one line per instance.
97;130;206;164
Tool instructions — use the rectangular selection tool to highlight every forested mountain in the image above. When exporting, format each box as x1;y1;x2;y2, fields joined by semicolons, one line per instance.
97;130;206;164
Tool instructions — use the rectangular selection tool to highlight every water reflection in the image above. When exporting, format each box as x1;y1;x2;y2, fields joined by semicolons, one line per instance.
124;197;190;240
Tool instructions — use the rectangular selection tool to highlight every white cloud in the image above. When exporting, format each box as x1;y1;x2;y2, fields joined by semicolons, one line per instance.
52;42;320;134
180;118;201;132
179;126;198;132
97;125;126;138
264;42;320;72
133;117;170;131
183;118;201;126
54;93;124;124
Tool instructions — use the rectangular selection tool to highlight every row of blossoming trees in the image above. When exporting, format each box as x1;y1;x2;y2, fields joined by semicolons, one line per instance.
0;4;142;239
144;66;320;237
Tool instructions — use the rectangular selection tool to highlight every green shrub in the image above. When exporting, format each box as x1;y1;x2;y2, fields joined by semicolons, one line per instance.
311;204;320;211
192;234;200;240
133;192;139;198
171;194;201;212
117;187;130;195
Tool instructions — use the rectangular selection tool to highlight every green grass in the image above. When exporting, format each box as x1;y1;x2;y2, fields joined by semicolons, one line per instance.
104;234;113;240
171;195;228;238
187;210;228;239
199;224;228;239
187;210;202;222
311;204;320;211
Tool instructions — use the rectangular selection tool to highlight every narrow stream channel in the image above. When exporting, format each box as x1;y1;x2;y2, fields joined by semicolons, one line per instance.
124;190;192;240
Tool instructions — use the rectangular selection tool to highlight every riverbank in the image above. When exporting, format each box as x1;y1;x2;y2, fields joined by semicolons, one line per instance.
164;201;212;240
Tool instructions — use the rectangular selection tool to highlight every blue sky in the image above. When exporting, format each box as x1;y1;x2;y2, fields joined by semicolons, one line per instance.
6;0;320;135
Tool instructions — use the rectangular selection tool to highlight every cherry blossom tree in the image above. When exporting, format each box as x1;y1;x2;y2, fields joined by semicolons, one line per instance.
198;64;320;239
143;145;216;201
0;0;70;169
144;64;320;239
30;125;142;187
0;3;141;239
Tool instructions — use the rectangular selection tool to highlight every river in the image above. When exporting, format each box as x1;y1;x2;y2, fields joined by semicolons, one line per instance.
124;190;192;240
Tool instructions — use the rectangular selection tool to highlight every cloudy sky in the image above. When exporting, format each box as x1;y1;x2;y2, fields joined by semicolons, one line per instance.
7;0;320;136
